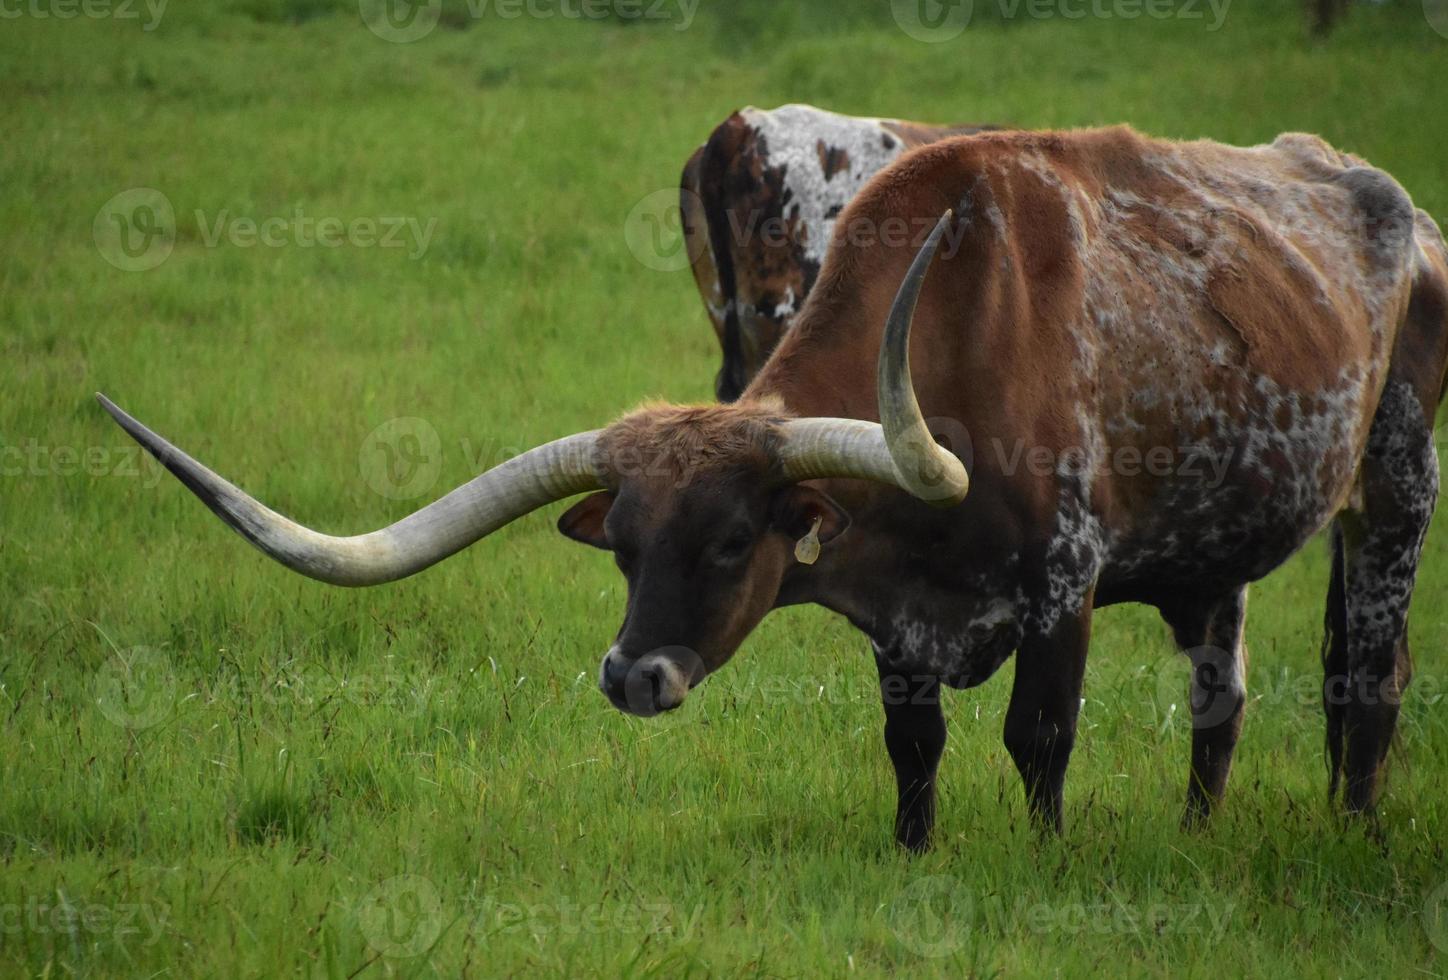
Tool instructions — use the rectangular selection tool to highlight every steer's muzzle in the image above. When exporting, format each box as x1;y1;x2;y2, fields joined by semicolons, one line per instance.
598;645;706;717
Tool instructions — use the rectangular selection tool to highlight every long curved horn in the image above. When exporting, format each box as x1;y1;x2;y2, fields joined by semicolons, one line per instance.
777;210;970;505
876;209;970;503
97;393;602;586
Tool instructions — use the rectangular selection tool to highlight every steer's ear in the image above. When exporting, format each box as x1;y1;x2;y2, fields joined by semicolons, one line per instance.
557;491;616;550
772;485;850;545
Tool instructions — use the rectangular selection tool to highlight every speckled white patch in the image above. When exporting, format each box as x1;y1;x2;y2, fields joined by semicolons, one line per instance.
1344;378;1439;657
1038;134;1421;603
740;104;907;267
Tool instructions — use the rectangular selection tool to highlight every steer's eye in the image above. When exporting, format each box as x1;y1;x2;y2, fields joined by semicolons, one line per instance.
710;530;754;565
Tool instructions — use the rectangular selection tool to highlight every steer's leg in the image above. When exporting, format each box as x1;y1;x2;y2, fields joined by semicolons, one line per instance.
875;657;946;853
1329;379;1438;815
1003;606;1090;833
1160;589;1250;827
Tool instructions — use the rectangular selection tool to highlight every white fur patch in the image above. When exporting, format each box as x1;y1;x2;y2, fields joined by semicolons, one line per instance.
740;104;906;267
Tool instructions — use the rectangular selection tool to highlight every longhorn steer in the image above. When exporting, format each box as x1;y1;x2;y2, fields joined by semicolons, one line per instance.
103;126;1448;850
681;103;996;401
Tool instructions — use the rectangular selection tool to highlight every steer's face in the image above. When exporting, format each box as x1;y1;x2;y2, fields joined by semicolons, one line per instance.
555;403;848;716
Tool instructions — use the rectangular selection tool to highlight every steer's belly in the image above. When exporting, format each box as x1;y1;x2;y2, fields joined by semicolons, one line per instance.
1096;376;1371;597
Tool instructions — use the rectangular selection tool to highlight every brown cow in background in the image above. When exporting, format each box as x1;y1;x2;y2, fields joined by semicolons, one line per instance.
681;103;997;400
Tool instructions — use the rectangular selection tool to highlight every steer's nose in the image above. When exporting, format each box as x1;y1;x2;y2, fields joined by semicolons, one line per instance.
598;646;701;717
598;648;634;702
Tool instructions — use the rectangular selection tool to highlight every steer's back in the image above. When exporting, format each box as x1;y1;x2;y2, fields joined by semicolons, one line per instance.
757;126;1442;598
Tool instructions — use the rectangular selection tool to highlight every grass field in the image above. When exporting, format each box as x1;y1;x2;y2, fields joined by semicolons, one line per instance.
5;0;1448;975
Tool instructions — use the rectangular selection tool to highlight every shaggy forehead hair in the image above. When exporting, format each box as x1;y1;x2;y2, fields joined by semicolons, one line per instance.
597;396;790;482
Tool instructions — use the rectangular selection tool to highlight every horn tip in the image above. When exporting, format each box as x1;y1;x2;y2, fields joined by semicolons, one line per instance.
95;392;148;445
96;392;124;420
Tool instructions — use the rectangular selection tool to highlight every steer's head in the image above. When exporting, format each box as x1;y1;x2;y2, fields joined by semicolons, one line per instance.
558;400;853;715
97;213;968;717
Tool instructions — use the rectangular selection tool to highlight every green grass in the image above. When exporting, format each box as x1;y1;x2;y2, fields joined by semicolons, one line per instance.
5;1;1448;975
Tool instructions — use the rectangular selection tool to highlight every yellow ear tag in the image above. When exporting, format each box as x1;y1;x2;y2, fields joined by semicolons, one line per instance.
794;515;823;565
